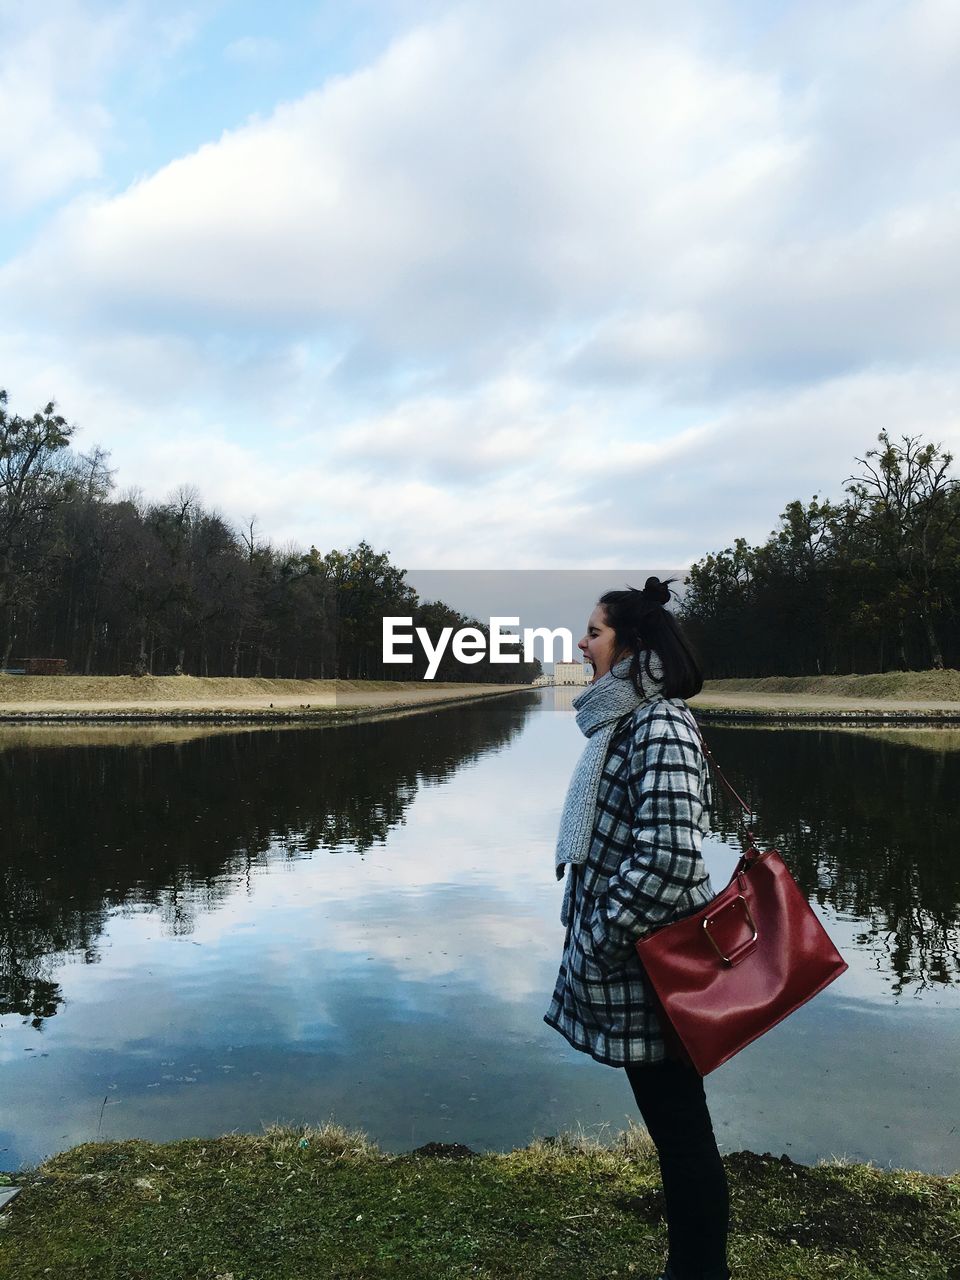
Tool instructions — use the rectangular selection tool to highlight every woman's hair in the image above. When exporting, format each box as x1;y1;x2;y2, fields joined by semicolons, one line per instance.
598;576;703;701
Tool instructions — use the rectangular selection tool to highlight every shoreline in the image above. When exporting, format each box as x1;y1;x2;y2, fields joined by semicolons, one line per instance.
691;673;960;723
692;705;960;724
0;678;534;725
1;1123;955;1278
4;671;960;724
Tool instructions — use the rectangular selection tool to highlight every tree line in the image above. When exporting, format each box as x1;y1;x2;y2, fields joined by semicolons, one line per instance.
0;389;540;682
5;385;957;680
678;432;960;676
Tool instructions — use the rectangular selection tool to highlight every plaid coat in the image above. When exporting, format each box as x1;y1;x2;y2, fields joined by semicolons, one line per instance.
544;696;717;1067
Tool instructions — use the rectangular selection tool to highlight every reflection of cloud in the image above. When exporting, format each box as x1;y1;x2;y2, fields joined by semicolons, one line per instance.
5;693;960;1175
330;894;557;1001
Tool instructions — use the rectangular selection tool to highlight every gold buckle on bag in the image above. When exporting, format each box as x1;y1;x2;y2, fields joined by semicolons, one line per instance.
702;894;758;965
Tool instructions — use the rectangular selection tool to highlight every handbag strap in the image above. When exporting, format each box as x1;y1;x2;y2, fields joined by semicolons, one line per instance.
688;716;758;850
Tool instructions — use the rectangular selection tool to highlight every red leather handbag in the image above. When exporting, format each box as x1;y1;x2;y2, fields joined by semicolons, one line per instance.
634;725;848;1076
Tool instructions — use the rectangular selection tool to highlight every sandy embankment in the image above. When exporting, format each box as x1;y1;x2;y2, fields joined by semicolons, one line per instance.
695;689;960;713
3;670;960;724
693;670;960;720
0;676;532;723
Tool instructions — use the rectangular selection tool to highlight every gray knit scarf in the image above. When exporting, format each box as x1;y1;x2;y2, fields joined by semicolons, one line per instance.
555;650;665;926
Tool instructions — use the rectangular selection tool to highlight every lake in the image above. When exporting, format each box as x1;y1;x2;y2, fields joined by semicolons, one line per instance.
1;690;958;1175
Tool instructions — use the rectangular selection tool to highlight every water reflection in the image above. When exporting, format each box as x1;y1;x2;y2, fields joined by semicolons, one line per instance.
1;693;958;1176
702;725;960;994
0;696;539;1026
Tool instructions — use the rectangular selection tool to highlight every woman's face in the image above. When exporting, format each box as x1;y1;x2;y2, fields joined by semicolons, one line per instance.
578;604;623;680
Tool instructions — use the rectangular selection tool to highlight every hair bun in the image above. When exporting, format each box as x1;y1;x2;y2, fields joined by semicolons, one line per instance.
642;576;671;606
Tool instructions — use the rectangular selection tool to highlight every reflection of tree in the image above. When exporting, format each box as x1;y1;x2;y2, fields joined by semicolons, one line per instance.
703;726;960;994
0;695;537;1025
0;872;64;1029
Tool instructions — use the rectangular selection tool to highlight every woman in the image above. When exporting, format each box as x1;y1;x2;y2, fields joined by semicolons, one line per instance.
544;577;731;1280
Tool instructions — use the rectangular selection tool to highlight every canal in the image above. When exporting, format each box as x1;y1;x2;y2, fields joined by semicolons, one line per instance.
1;689;958;1174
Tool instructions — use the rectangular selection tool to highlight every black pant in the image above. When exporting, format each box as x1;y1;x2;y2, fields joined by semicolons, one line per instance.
623;1056;730;1280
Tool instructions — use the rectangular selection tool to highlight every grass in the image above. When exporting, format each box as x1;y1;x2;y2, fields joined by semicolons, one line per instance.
701;669;960;699
0;675;498;702
5;669;960;704
1;1121;957;1279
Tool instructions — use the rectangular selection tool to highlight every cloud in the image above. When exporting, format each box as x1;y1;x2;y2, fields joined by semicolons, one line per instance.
560;310;720;388
0;1;123;212
2;320;958;570
571;365;960;563
1;0;959;567
223;36;283;68
0;1;199;217
559;197;960;399
3;3;804;351
330;376;563;482
8;0;959;388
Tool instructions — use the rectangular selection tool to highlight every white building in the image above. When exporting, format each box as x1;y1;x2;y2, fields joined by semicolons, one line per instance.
554;660;591;686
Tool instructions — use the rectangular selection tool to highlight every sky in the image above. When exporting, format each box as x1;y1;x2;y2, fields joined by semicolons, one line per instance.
1;0;958;569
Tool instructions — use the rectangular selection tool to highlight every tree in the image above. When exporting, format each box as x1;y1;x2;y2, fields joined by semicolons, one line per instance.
323;541;418;678
681;433;960;676
0;390;75;666
845;432;960;669
51;447;117;671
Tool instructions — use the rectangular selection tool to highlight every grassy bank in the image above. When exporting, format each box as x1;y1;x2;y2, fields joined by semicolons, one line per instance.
0;676;530;723
1;1122;957;1280
4;671;960;725
702;669;960;699
693;668;960;720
